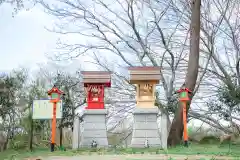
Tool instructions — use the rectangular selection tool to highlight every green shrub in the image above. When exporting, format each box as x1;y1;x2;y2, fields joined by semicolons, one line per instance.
199;136;220;144
188;127;193;135
8;134;29;150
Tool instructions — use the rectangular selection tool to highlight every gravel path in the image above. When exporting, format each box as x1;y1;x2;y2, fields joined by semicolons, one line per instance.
28;154;235;160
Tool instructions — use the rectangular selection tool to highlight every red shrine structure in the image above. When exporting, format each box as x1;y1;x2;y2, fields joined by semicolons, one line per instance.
176;85;192;102
47;85;63;103
81;71;111;109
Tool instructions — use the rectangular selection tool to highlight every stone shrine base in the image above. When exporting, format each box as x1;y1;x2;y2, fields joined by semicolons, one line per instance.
130;108;167;148
80;109;108;148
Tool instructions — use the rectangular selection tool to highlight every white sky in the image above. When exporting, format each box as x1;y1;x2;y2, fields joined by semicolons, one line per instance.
0;3;98;74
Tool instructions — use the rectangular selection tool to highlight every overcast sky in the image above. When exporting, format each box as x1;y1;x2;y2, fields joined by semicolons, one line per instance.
0;3;99;74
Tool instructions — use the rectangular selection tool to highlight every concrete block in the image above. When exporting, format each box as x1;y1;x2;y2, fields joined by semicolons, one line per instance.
131;137;162;145
133;108;159;114
81;138;108;147
131;137;162;148
133;130;160;138
82;130;108;138
83;122;106;130
130;108;167;148
134;122;158;130
83;115;106;123
80;109;108;148
134;114;157;122
72;116;80;149
159;113;168;149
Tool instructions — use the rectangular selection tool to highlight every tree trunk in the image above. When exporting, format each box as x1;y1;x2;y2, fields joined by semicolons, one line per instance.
167;0;201;146
59;128;63;147
28;104;34;151
3;129;10;151
59;119;63;147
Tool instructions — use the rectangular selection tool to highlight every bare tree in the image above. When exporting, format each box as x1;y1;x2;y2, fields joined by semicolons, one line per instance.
197;0;240;134
0;0;36;15
168;0;201;146
0;0;23;7
39;0;214;146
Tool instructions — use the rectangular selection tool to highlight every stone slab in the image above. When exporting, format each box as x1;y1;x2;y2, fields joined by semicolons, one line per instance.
133;107;159;114
131;138;162;148
84;109;108;115
83;115;106;123
159;112;168;149
133;122;158;130
83;122;106;130
134;114;157;122
82;130;108;138
72;116;81;149
80;109;108;148
81;138;108;147
133;130;160;138
130;108;165;148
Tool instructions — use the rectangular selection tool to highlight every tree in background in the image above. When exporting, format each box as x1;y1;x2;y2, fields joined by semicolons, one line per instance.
34;0;239;146
0;0;36;16
52;72;85;147
168;0;201;146
188;0;240;136
207;82;240;134
39;0;206;146
0;0;24;8
0;69;27;151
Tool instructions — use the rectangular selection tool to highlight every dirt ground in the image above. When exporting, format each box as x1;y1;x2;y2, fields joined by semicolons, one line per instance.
28;154;236;160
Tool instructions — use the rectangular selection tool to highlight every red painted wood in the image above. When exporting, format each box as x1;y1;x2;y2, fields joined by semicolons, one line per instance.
85;84;105;109
176;88;192;93
47;86;63;100
177;88;191;102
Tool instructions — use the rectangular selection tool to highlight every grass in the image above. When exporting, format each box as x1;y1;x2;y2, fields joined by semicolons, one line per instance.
1;144;240;160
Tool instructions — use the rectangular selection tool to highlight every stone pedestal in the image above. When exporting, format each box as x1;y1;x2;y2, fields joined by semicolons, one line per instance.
80;109;108;148
72;116;81;149
158;111;168;149
130;108;163;148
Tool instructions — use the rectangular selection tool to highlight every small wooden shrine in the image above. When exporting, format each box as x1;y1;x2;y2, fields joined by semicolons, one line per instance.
176;84;192;102
47;85;64;103
81;71;111;109
128;67;161;108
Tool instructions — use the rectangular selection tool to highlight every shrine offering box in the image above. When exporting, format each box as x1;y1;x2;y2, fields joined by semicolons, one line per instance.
128;67;161;108
81;71;111;109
